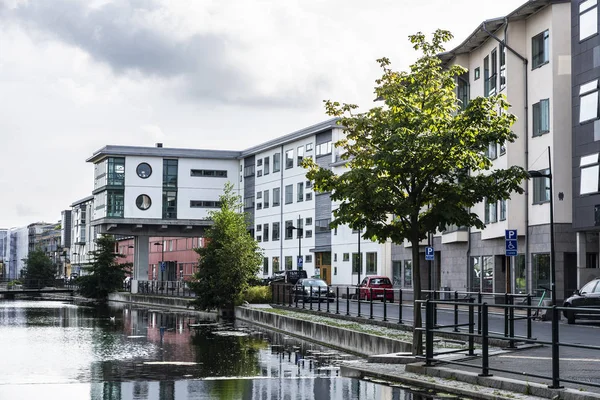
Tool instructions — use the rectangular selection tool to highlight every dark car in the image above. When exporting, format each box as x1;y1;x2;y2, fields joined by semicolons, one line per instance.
291;278;335;302
270;269;307;285
563;278;600;324
358;276;394;302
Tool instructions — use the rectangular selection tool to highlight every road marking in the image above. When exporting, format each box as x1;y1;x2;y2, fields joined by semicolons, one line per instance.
499;355;600;362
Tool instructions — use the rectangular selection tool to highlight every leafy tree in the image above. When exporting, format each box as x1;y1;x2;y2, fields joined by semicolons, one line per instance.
23;249;56;287
189;182;263;311
305;30;528;354
78;235;131;301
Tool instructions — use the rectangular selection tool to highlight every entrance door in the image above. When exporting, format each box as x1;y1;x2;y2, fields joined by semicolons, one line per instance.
321;267;331;285
315;252;332;284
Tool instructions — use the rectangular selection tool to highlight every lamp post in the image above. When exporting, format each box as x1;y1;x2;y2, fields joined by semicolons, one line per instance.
154;241;165;281
290;216;303;271
528;146;555;306
357;228;361;286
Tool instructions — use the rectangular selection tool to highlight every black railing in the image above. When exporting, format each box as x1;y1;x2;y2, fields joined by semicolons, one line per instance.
135;280;195;298
421;298;600;390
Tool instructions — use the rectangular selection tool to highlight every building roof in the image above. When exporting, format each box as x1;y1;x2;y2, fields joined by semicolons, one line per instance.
86;145;242;163
438;0;570;65
70;195;94;207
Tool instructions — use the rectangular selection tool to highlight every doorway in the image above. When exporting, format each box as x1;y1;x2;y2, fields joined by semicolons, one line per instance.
315;252;331;284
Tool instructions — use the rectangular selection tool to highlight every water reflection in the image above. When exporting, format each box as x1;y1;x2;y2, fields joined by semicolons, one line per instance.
0;301;444;400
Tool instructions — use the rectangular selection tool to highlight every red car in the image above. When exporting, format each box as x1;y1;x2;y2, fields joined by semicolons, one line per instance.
359;276;394;302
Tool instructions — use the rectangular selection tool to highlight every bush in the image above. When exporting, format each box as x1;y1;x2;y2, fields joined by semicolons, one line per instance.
243;286;272;304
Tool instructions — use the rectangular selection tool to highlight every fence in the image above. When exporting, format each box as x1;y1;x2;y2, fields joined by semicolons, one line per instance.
135;280;196;298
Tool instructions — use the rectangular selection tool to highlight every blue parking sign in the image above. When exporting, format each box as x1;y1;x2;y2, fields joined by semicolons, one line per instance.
505;230;518;256
425;246;434;261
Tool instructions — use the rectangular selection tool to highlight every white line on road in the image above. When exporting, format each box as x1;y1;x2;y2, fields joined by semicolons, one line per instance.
499;355;600;362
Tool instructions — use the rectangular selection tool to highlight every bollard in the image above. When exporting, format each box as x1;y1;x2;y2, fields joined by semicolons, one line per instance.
508;296;515;349
526;294;532;339
398;289;403;324
346;287;350;316
479;303;492;377
477;291;482;334
318;288;322;312
468;297;475;356
504;292;509;337
369;288;374;319
425;300;434;366
383;289;387;322
295;288;299;308
433;290;438;327
453;291;459;332
336;287;340;315
549;306;562;389
326;286;330;313
357;287;362;318
310;286;313;311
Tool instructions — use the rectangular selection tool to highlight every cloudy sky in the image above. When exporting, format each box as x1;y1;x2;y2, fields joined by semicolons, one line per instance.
0;0;527;228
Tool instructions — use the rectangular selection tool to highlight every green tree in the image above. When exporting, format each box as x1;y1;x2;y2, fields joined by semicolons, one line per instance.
189;182;263;311
305;30;528;354
23;249;56;287
78;235;131;301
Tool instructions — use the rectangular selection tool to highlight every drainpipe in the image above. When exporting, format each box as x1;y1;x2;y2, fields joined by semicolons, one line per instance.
482;19;530;293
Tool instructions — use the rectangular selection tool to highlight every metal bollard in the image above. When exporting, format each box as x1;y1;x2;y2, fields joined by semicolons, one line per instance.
504;293;509;337
453;291;459;332
526;294;532;339
383;289;387;322
295;288;299;308
326;286;330;313
477;291;482;334
508;296;515;349
425;300;434;366
468;297;475;356
318;287;321;312
346;287;350;316
310;286;313;311
357;287;362;318
336;287;340;315
369;288;374;319
479;303;491;377
398;289;403;324
549;306;562;389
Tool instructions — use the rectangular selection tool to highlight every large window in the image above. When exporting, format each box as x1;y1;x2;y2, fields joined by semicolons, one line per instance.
297;182;304;202
392;261;402;286
500;44;506;91
285;149;294;169
488;48;497;96
580;0;598;41
273;153;281;172
162;190;177;219
470;256;493;292
273;257;280;272
106;190;124;218
163;159;178;187
190;169;227;178
532;99;550;137
107;157;125;187
499;199;507;221
581;153;600;194
483;55;490;97
532;253;550;296
243;196;254;209
532;30;549;69
285;185;293;204
352;253;361;274
297;146;304;166
316;141;332;156
532;169;550;203
263;257;269;275
315;218;331;232
263;157;270;175
516;254;527;294
579;79;599;123
457;77;469;110
366;252;377;275
272;187;280;206
484;198;497;223
272;222;280;241
285;220;293;239
263;190;269;208
285;256;293;270
296;218;303;238
404;260;412;288
263;224;269;242
243;165;255;177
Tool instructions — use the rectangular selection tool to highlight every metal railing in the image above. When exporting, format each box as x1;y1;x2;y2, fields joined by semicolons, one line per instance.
421;298;600;390
136;280;195;298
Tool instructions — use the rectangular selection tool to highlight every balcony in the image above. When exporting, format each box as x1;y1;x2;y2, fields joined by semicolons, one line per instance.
442;224;468;244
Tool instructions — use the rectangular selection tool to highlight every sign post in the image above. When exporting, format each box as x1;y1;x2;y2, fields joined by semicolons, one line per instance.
505;230;518;295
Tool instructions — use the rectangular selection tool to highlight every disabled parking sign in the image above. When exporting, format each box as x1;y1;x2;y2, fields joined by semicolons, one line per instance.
505;230;518;256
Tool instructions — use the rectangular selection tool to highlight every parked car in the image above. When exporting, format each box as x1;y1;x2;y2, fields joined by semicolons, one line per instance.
291;278;335;302
358;276;394;302
563;278;600;324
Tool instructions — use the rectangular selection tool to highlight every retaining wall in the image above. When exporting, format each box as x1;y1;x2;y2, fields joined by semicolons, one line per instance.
235;306;412;356
108;293;217;320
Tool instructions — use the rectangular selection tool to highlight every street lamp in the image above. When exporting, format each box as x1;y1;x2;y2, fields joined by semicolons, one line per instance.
528;146;555;306
154;241;165;281
290;216;303;270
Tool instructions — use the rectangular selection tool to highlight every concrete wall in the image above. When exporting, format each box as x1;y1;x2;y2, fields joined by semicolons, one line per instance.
235;306;411;356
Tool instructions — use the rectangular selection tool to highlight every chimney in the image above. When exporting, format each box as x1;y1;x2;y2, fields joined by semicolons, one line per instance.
156;143;163;148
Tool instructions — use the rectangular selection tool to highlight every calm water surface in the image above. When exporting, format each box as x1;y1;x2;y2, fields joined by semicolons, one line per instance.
0;300;446;400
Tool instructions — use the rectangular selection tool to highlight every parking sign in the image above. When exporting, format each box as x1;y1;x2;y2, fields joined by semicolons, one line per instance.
505;230;518;256
425;246;434;261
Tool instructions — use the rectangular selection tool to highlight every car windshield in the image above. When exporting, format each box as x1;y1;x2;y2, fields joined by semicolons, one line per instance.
581;280;598;294
370;278;391;285
302;279;327;287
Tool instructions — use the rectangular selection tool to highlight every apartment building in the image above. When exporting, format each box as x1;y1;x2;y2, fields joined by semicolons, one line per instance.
70;196;96;276
571;0;600;287
390;0;575;301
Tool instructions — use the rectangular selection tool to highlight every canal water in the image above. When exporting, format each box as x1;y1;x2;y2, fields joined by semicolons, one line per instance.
0;300;449;400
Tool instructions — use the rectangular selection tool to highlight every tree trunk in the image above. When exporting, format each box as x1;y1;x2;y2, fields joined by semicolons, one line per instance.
411;233;423;356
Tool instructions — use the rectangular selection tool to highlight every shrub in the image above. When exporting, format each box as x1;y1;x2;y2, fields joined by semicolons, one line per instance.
243;286;272;304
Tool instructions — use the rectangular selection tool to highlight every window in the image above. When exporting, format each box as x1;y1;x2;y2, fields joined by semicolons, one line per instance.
256;159;262;167
163;159;178;188
190;200;221;208
273;256;280;272
297;182;304;202
533;253;550;295
315;218;331;232
488;48;497;96
333;253;337;262
483;55;490;97
533;169;551;203
263;224;269;242
256;224;261;232
136;194;152;211
296;218;303;238
366;252;377;275
263;257;269;275
107;157;125;187
285;256;293;270
580;80;599;123
306;143;313;151
263;157;270;175
403;260;412;288
285;149;294;169
484;198;497;223
244;196;254;209
457;77;469;110
305;230;312;238
107;190;124;218
256;191;262;199
500;44;506;91
481;256;494;293
257;170;262;177
256;202;262;210
285;185;293;204
532;99;550;136
343;253;349;262
305;254;312;263
316;141;332;156
499;199;507;221
190;169;228;178
273;187;280;206
486;143;497;160
500;143;506;155
243;165;255;177
285;220;293;239
474;67;480;80
581;154;600;194
532;30;549;69
273;153;281;172
162;190;177;219
272;222;280;241
306;193;312;201
516;254;527;294
305;217;312;225
297;146;304;166
306;180;312;189
263;190;269;208
595;205;600;226
580;0;598;41
256;235;262;242
352;253;361;274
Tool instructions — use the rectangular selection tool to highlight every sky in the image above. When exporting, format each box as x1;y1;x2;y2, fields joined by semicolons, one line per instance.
0;0;528;229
